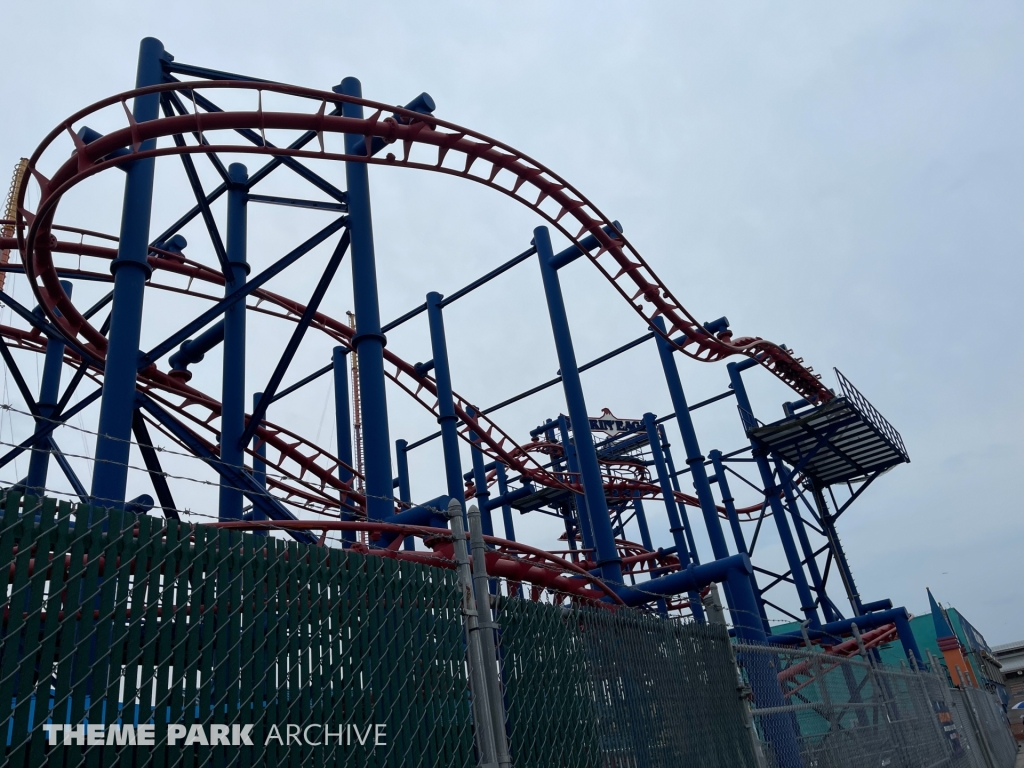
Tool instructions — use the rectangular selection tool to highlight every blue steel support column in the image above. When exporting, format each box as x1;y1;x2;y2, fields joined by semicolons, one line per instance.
728;360;821;628
335;77;392;521
494;463;516;542
548;419;585;561
219;163;249;521
709;450;747;554
91;37;166;511
464;423;495;536
651;318;730;557
661;438;701;564
631;495;654;551
395;440;411;505
394;439;414;550
811;481;864;616
251;392;268;537
26;281;73;494
709;448;770;633
494;462;524;598
426;292;466;523
465;407;495;537
652;316;768;633
643;413;705;622
556;415;594;553
775;457;839;622
468;441;495;537
535;227;621;584
332;346;356;546
632;495;668;614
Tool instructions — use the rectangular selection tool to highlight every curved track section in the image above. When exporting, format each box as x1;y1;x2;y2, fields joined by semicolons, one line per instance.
2;225;765;519
17;80;830;405
1;79;816;605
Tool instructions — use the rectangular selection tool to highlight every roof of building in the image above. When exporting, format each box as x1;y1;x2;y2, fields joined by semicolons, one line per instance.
992;640;1024;654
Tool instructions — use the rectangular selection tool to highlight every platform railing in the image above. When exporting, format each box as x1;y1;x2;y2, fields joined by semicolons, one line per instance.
835;368;910;460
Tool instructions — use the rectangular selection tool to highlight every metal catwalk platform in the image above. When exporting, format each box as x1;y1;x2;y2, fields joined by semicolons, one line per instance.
749;368;909;486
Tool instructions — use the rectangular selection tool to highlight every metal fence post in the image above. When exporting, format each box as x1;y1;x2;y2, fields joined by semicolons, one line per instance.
852;624;892;744
914;653;954;764
961;684;998;768
726;632;769;768
447;498;499;768
467;504;512;768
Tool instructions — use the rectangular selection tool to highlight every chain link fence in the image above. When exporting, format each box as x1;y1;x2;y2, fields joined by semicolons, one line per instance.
494;595;761;768
955;686;1020;768
736;641;1019;768
1;490;1018;768
0;491;474;767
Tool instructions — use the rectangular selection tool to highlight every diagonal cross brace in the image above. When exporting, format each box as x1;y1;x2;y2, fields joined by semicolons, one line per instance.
0;336;40;417
238;230;351;451
131;409;180;520
148;100;344;247
139;217;348;368
135;391;316;543
160;96;231;277
0;291;100;368
46;437;89;504
184;88;348;203
0;389;102;471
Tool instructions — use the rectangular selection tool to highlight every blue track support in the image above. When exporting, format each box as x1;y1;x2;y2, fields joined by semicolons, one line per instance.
632;496;668;614
239;231;350;451
494;463;516;542
632;495;654;551
774;457;839;622
395;438;414;550
535;226;621;584
466;414;494;537
709;450;747;554
251;392;268;536
770;607;924;666
168;316;222;379
383;494;450;530
26;281;72;494
653;317;772;633
136;393;316;545
709;448;771;633
90;37;166;511
395;439;411;505
617;549;801;766
893;613;925;666
335;76;392;521
556;415;594;553
728;361;822;629
651;318;731;557
141;218;347;369
811;481;865;616
661;439;701;564
332;346;356;546
643;413;705;622
643;415;690;560
219;163;249;521
426;292;466;522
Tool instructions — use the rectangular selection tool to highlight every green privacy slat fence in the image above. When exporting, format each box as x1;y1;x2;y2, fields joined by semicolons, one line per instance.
0;491;474;768
495;597;760;768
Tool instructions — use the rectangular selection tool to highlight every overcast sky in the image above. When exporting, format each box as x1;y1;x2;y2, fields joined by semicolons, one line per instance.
1;2;1021;643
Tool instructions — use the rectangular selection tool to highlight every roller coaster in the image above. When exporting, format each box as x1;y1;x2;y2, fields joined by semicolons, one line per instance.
0;37;918;656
